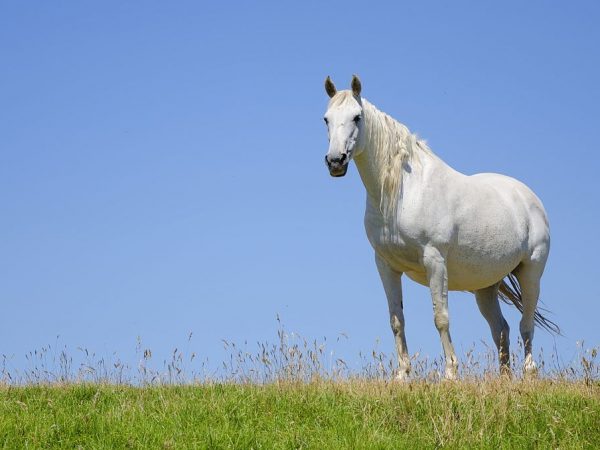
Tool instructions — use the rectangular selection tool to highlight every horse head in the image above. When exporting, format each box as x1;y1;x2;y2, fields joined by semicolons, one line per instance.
323;75;364;177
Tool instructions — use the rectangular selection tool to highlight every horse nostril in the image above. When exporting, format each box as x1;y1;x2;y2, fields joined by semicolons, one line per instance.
326;154;348;167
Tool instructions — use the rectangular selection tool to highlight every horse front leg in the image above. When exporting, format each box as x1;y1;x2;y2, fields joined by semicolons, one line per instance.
424;247;458;380
375;254;410;380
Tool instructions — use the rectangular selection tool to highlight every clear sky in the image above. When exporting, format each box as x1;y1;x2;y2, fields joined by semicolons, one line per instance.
1;1;599;377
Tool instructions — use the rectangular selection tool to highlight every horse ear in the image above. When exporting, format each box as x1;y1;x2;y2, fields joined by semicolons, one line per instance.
325;76;337;98
351;74;362;97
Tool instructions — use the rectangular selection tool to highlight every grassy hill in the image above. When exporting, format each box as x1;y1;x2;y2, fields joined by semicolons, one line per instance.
2;328;599;448
1;379;599;449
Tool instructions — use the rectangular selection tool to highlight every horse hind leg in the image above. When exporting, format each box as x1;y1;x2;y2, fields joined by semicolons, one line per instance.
475;283;510;373
513;262;544;375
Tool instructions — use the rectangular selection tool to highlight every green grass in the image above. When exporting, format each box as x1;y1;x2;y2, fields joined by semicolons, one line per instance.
3;327;599;448
1;380;599;449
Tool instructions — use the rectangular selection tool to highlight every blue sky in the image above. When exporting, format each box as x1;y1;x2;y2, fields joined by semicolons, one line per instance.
1;1;599;376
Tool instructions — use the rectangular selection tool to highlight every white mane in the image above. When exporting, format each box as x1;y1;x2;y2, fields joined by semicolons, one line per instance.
361;97;433;217
328;91;434;217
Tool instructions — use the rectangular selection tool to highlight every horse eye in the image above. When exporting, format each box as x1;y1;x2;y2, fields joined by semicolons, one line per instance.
353;115;361;123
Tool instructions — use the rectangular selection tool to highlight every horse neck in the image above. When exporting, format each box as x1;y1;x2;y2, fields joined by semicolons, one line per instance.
354;100;431;213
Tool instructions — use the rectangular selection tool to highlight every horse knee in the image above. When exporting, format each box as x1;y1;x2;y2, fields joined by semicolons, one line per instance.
390;314;404;335
434;311;449;332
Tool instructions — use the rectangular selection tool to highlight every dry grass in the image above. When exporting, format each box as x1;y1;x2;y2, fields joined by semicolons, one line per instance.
2;318;598;385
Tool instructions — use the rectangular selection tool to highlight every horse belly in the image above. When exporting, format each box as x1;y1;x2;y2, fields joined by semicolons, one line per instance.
402;253;521;291
366;222;523;290
445;247;523;290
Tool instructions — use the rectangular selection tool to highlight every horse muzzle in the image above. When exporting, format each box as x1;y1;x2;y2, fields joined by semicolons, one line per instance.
325;153;349;177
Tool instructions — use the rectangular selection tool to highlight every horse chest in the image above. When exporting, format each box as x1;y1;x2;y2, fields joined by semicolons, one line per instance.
364;216;425;274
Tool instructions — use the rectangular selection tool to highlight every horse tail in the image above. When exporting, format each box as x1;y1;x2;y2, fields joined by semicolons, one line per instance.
498;273;561;335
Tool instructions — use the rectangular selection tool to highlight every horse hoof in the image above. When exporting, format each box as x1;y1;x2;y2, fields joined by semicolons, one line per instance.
444;368;458;381
523;357;538;379
500;365;513;379
394;370;410;382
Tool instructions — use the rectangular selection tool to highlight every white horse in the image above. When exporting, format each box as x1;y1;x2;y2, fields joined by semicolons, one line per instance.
322;75;558;380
